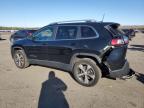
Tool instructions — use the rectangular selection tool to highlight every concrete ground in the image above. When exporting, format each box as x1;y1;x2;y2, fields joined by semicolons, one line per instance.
0;33;144;108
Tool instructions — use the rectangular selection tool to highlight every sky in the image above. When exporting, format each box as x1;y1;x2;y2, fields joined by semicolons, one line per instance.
0;0;144;27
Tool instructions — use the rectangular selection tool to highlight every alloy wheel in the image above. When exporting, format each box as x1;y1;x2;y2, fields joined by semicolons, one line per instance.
76;63;96;84
14;52;25;67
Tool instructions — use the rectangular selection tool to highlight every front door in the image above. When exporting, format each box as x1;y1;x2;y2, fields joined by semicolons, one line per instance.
25;25;78;65
25;26;55;60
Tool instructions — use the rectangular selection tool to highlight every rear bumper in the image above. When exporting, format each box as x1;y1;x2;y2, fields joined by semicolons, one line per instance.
109;60;130;78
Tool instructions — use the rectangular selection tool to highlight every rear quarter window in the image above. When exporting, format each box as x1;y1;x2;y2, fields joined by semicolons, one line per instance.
80;26;98;38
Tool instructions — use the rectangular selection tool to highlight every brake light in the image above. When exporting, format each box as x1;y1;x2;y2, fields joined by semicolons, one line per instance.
111;36;129;46
111;38;124;46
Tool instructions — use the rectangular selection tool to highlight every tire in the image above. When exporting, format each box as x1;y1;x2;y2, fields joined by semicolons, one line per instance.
73;58;101;87
13;49;29;69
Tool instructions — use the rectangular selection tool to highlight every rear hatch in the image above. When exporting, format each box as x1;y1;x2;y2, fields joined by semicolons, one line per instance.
104;23;129;71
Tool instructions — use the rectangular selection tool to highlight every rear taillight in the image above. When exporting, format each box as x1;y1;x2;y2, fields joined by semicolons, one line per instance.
111;38;124;46
111;36;129;46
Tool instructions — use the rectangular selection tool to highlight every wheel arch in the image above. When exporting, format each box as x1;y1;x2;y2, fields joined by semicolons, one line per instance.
11;45;26;58
70;53;102;68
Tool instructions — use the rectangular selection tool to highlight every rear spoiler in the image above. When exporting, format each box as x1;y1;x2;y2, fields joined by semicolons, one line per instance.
104;23;121;37
104;23;120;29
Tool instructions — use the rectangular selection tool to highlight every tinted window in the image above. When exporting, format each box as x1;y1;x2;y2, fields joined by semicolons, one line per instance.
34;27;54;41
81;26;96;38
56;26;77;39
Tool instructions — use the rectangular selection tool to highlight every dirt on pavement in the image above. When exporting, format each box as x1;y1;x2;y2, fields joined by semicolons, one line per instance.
0;33;144;108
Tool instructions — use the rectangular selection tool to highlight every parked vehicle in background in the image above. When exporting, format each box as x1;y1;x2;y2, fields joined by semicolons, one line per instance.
122;29;135;39
11;20;130;86
0;33;1;40
134;30;140;33
10;30;37;43
141;30;144;33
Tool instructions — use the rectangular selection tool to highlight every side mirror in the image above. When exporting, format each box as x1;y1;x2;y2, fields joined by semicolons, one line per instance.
28;32;32;36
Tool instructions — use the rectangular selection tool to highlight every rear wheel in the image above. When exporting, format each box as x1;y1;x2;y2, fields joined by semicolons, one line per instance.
73;58;101;86
13;50;29;69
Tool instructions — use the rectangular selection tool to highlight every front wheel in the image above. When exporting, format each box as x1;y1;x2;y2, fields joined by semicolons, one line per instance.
13;50;29;69
73;58;101;87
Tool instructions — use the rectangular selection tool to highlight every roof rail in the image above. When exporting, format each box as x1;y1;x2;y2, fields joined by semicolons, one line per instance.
50;19;96;25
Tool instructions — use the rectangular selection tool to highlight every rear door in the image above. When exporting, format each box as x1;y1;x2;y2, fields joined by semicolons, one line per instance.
54;25;79;64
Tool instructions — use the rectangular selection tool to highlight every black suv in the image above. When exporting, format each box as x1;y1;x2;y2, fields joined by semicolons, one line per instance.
11;20;130;86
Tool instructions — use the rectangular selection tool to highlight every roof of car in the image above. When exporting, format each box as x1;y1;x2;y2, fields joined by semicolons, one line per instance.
49;21;119;27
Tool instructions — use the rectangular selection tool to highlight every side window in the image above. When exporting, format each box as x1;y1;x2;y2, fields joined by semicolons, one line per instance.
81;26;97;38
56;26;77;39
34;27;54;41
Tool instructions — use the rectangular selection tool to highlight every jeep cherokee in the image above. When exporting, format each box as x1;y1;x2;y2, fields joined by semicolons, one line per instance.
11;20;130;86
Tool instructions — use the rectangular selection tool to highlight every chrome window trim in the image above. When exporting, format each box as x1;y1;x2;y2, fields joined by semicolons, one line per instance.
55;25;99;41
33;25;99;41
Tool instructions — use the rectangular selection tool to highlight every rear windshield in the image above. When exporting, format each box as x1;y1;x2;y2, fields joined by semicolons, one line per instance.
105;24;124;37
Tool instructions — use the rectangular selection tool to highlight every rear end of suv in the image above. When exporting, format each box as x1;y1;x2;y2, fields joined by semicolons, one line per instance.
11;20;130;86
103;23;129;77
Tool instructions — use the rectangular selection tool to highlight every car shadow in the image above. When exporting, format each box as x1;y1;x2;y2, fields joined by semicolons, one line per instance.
38;71;69;108
128;44;144;52
0;38;6;41
135;73;144;84
130;69;144;84
32;64;70;74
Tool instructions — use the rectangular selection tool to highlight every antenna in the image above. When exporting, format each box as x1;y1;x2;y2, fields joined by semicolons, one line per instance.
102;13;105;22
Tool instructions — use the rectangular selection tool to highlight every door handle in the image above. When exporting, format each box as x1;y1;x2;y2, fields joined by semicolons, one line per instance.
42;43;48;45
83;45;88;48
